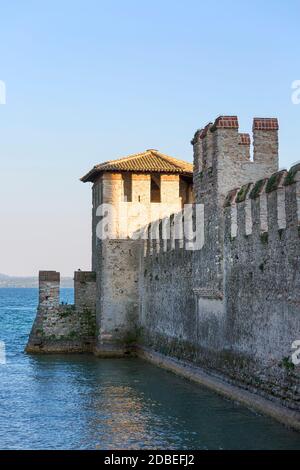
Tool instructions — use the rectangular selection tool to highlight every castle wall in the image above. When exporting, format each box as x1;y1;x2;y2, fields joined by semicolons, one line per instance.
138;117;299;411
139;164;300;410
222;165;300;407
191;117;279;315
140;236;195;360
93;239;141;356
26;271;96;353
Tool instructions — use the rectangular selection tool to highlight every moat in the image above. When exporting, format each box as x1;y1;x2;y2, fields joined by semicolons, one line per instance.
0;288;300;450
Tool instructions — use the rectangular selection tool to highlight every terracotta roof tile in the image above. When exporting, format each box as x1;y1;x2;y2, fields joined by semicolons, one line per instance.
81;150;193;182
239;133;251;145
211;115;239;130
253;118;279;131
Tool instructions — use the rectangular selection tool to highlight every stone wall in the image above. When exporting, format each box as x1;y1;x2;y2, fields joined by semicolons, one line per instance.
138;116;299;411
190;116;280;317
93;239;141;357
140;236;195;360
139;163;300;410
26;270;96;353
222;164;300;408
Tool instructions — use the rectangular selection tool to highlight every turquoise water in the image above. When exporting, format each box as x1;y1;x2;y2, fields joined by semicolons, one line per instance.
0;287;300;450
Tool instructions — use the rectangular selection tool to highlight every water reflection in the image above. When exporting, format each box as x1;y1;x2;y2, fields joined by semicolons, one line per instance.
0;288;300;450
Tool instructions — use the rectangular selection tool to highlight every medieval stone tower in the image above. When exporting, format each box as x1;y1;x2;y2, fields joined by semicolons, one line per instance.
190;116;279;342
80;150;193;356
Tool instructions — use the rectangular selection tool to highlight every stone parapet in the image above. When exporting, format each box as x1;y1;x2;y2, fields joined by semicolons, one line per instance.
26;270;97;353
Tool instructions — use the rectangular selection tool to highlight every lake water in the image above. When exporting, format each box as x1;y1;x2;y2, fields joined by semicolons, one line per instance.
0;287;299;450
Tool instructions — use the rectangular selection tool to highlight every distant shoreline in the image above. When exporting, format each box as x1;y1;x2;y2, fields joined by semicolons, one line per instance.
0;275;73;289
0;286;74;289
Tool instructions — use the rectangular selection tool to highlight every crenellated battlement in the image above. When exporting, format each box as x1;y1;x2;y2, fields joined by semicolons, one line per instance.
224;163;300;240
192;115;279;201
192;115;278;165
142;204;203;259
238;133;251;160
38;270;96;309
26;270;97;353
38;271;60;308
143;212;186;259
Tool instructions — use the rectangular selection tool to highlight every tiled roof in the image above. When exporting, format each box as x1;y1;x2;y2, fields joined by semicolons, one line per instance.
81;149;193;182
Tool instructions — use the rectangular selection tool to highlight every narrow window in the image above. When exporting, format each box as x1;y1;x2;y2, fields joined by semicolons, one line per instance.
151;174;161;203
123;173;132;202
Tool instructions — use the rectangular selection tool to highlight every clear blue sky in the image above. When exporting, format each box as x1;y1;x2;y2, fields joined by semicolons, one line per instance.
0;0;299;276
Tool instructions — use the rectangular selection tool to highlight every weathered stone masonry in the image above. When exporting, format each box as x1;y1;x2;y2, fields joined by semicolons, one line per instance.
26;116;300;423
141;163;300;410
87;151;193;357
26;270;96;353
